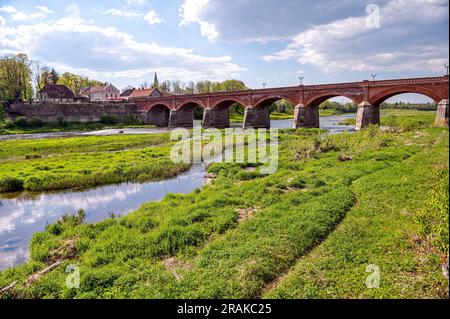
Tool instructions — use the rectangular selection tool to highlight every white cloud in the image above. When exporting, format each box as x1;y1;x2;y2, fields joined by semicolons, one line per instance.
144;10;163;25
125;0;147;5
179;0;218;42
104;8;141;18
262;0;449;73
0;5;52;21
34;5;53;14
0;12;244;85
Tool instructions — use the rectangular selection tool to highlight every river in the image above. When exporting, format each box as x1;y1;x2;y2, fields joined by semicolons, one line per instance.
0;114;356;270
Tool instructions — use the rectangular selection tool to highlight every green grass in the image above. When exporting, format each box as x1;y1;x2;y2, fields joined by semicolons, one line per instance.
264;130;449;299
0;112;447;298
0;133;190;193
229;112;294;123
339;109;436;130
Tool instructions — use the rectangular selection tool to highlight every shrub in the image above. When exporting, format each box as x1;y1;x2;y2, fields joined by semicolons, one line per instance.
14;116;29;127
0;119;14;129
55;116;67;127
0;176;24;192
0;103;5;121
28;117;44;128
100;114;117;125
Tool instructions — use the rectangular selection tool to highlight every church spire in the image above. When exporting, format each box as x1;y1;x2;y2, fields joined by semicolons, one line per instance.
153;72;159;87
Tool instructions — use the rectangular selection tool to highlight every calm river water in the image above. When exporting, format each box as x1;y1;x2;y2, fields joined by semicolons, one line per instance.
0;114;356;270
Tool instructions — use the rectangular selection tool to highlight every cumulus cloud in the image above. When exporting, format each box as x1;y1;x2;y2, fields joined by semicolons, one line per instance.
0;4;52;21
179;0;218;42
262;0;449;73
177;0;448;73
144;10;163;25
125;0;147;5
34;5;53;14
178;0;371;43
0;10;244;84
104;8;141;18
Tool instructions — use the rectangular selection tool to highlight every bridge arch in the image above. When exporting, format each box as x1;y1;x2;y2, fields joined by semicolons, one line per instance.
147;103;170;126
212;98;246;110
253;95;297;108
369;86;441;105
305;92;361;107
176;101;207;111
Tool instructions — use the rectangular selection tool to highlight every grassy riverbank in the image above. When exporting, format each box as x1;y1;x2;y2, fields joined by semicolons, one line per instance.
0;111;447;299
339;109;436;130
0;133;191;193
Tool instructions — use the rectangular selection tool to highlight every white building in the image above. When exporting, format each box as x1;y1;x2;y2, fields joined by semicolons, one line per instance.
89;83;120;102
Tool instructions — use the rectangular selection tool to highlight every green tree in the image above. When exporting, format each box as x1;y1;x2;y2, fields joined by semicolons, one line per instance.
0;54;33;102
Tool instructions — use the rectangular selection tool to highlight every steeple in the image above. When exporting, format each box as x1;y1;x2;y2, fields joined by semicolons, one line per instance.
153;72;159;87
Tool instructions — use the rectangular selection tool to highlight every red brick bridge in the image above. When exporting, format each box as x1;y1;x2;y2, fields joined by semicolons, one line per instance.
134;76;449;129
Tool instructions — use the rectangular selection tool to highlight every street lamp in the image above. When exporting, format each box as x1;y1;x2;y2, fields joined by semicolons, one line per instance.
445;64;449;76
262;82;267;89
299;76;304;85
371;73;377;81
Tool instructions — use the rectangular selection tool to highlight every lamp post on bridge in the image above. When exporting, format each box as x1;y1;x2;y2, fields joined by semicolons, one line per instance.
299;76;304;85
262;82;267;89
445;64;449;76
371;73;377;81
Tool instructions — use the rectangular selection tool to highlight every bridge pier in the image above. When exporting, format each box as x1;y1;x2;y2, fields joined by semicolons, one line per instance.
202;108;230;128
293;104;320;129
356;102;380;130
168;109;194;128
435;99;449;127
243;106;270;129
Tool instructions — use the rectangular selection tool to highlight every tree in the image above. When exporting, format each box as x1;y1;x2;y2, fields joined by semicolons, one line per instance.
0;54;33;101
216;79;247;92
57;72;102;96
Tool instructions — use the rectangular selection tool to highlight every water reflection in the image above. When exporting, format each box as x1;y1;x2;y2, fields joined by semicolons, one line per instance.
0;165;205;270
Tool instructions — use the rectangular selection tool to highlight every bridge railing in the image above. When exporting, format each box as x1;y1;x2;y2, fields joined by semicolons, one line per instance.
369;76;446;86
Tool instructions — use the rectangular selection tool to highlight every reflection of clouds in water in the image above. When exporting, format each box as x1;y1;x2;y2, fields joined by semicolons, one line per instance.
0;205;26;233
55;184;144;210
0;165;205;270
0;246;28;270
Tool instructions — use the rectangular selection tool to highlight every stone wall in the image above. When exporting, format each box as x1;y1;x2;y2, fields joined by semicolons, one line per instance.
6;102;141;123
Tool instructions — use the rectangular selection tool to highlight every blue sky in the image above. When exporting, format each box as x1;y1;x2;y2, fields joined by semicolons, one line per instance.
0;0;449;102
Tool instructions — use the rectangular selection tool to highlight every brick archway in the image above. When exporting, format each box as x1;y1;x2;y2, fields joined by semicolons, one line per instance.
305;92;363;107
253;95;298;108
369;86;441;105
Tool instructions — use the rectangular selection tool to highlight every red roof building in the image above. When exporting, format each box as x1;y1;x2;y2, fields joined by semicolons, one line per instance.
129;87;170;99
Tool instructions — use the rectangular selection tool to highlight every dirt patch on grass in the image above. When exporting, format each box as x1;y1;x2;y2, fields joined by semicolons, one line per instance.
236;207;261;223
163;258;192;282
204;173;217;185
46;238;78;263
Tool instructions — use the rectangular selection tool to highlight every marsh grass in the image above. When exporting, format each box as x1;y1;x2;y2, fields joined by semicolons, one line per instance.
0;133;188;193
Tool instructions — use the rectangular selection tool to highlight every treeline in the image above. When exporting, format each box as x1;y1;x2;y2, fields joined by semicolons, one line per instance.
380;101;437;111
0;53;102;102
155;79;248;95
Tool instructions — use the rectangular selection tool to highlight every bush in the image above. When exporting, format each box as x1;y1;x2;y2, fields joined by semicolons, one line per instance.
0;103;5;121
28;117;44;128
100;114;117;125
0;119;14;129
14;116;29;127
55;116;67;127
